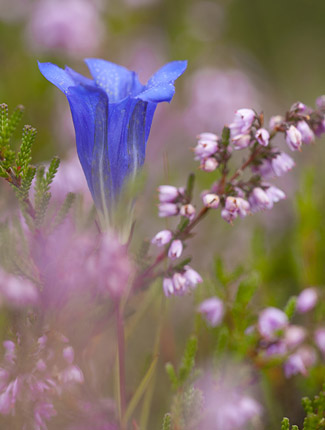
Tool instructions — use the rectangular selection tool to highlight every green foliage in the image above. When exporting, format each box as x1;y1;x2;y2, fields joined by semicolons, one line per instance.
284;296;297;320
34;156;60;226
162;413;171;430
280;386;325;430
221;126;230;146
166;336;198;391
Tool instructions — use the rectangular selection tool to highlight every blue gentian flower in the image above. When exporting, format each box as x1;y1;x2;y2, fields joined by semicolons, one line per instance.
38;59;187;218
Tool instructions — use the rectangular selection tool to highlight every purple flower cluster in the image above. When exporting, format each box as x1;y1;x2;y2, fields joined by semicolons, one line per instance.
0;333;83;429
188;98;325;224
256;288;324;378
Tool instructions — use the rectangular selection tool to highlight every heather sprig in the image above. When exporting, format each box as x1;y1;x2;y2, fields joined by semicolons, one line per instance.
147;97;325;299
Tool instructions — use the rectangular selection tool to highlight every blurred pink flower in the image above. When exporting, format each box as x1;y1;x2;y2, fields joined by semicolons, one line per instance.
198;366;262;430
184;68;259;136
0;268;39;308
26;0;104;57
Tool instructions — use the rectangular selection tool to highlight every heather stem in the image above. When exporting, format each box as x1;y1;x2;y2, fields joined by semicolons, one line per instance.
116;302;127;430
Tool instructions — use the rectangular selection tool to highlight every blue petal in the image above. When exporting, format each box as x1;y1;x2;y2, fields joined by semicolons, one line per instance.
136;84;175;103
38;62;76;94
136;60;187;103
85;58;144;102
65;66;95;87
147;60;188;86
66;85;113;215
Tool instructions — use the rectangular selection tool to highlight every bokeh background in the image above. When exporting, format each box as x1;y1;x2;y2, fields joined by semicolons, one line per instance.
1;0;325;428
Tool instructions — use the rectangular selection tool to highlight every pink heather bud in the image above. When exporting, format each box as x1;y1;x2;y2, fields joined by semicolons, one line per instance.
266;341;287;357
269;115;284;130
202;193;220;209
284;353;306;378
168;240;183;260
221;208;237;223
255;128;270;146
180;204;196;221
196;132;218;141
225;196;250;217
225;196;239;212
200;157;218;172
158;185;180;203
151;230;173;247
194;139;218;160
163;278;175;297
296;121;315;144
249;187;271;212
265;185;286;207
284;325;306;349
230;108;256;135
290;101;309;114
296;288;318;313
60;365;84;384
286;125;302;151
198;297;224;327
314;327;325;355
272;152;295;177
183;265;203;289
258;307;288;340
231;134;251;150
36;359;47;372
172;272;187;294
158;203;179;218
316;95;325;109
313;116;325;137
238;397;262;422
63;346;75;364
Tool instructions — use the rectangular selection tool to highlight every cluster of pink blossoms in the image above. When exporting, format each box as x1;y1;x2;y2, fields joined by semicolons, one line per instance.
0;333;83;429
256;288;324;378
152;97;325;298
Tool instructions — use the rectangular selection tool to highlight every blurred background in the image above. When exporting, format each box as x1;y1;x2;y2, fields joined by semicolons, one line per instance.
1;0;325;428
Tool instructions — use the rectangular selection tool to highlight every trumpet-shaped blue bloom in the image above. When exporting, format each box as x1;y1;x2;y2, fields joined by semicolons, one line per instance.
39;59;187;216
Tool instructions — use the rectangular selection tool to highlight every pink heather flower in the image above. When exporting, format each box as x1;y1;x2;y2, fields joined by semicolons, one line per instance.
180;204;196;221
194;139;218;160
316;95;325;108
158;203;179;217
298;346;317;368
202;193;220;209
272;152;295;177
290;101;310;114
313;116;325;137
314;328;325;355
229;108;256;136
286;125;302;151
296;120;315;144
86;232;133;299
199;368;262;430
168;240;183;260
269;115;284;130
183;265;203;289
284;353;306;378
63;346;74;364
284;326;306;349
296;288;318;313
249;187;271;212
255;128;270;146
27;0;104;57
197;132;218;141
163;278;175;297
172;272;187;295
0;269;39;308
225;196;250;218
200;157;218;172
231;133;251;150
158;185;180;203
258;307;288;340
198;297;224;327
151;230;173;247
221;208;237;224
265;341;287;357
265;185;286;208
